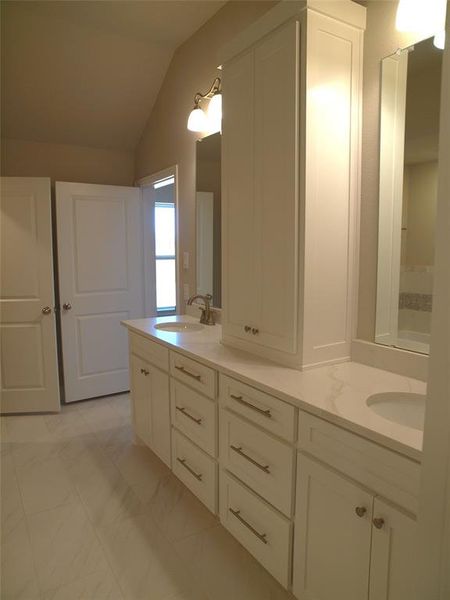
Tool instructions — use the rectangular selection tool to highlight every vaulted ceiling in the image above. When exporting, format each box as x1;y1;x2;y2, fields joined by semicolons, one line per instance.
1;1;226;151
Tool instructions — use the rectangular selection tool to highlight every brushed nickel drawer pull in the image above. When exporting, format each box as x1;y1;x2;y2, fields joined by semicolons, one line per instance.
230;444;270;474
176;405;202;425
176;457;202;481
230;394;272;418
175;365;202;381
229;508;268;544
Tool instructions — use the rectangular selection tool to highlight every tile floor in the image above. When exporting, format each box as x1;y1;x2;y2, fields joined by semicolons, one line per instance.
1;394;295;600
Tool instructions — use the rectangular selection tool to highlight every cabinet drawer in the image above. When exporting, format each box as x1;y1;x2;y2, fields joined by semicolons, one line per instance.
298;411;421;514
219;409;295;516
170;351;216;399
220;374;296;441
172;429;217;514
170;379;217;457
129;332;169;371
219;470;292;588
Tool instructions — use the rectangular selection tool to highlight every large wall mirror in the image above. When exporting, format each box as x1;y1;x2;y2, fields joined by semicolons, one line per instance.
195;132;221;307
376;36;442;355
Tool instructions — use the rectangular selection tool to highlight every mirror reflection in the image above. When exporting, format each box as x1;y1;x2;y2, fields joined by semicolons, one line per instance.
376;37;442;355
195;132;221;307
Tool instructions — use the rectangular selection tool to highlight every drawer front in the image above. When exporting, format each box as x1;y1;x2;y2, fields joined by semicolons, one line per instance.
170;379;217;457
220;409;295;516
170;351;216;399
129;332;169;371
298;411;421;514
219;470;292;588
172;429;217;514
220;374;296;441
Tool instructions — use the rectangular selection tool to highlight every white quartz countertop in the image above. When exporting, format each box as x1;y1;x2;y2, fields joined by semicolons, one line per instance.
123;316;426;461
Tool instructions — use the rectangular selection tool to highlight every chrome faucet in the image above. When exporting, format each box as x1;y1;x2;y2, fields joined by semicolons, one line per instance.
187;293;215;325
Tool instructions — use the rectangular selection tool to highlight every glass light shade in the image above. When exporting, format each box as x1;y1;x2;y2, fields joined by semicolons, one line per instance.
187;107;208;132
207;93;222;133
434;30;446;49
396;0;446;36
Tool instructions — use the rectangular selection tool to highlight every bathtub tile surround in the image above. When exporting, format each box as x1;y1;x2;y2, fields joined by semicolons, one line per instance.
0;394;294;600
123;315;424;596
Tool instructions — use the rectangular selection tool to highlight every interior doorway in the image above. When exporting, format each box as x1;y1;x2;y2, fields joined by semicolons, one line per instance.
138;166;179;317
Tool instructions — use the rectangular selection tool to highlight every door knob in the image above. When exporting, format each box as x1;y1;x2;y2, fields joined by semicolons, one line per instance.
62;303;72;311
373;517;385;529
42;306;52;315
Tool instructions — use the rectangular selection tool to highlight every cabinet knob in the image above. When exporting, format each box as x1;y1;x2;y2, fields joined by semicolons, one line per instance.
373;517;385;529
355;506;367;518
251;328;259;335
140;368;149;376
62;302;72;311
42;306;52;315
244;325;251;333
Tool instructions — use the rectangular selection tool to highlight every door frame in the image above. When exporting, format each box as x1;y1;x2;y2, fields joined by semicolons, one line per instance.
137;165;180;316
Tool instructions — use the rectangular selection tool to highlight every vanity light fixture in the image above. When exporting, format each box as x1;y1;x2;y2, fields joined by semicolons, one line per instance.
396;0;446;48
187;77;222;133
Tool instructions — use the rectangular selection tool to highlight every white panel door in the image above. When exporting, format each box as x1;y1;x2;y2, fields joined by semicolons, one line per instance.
369;498;417;600
0;177;60;413
56;182;143;403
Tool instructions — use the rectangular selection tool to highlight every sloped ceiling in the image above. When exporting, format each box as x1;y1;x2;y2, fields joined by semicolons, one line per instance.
1;1;226;151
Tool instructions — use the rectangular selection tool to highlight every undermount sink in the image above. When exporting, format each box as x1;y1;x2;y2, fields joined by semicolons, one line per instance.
367;392;426;431
154;321;204;333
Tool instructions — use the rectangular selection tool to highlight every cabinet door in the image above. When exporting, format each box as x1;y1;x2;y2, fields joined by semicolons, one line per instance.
253;21;299;354
130;354;152;447
222;48;257;341
148;365;171;467
293;454;372;600
130;354;171;466
369;498;417;600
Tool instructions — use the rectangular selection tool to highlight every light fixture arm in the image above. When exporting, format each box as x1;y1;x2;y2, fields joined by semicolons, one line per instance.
192;77;221;108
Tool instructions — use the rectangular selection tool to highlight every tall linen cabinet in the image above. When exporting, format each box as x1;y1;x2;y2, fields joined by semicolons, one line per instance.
221;1;365;369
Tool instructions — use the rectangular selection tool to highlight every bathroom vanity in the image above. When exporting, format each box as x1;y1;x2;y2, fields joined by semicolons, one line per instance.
123;316;425;599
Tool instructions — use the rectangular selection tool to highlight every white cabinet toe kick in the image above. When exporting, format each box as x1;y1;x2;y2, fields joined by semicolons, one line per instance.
127;329;420;596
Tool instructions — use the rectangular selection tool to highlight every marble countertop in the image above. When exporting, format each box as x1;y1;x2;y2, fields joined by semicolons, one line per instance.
123;315;425;461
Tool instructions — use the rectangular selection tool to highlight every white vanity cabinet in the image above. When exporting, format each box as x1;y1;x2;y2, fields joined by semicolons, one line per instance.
293;454;417;600
221;0;365;369
293;411;419;600
129;345;171;467
221;19;299;356
125;325;421;597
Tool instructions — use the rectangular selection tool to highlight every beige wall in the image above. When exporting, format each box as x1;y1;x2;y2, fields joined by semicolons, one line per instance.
135;0;278;304
1;138;134;185
358;0;431;340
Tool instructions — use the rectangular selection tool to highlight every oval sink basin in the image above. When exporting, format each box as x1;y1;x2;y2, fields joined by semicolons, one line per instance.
367;392;426;431
154;321;204;333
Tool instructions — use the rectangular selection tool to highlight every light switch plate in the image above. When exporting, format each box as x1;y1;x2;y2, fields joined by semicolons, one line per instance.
183;284;190;301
